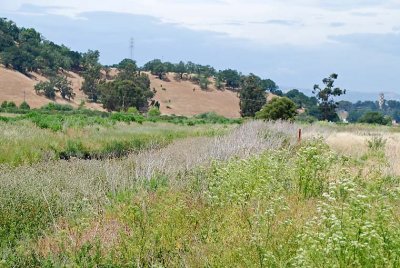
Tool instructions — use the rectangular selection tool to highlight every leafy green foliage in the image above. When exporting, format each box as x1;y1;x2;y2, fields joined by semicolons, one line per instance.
1;101;17;109
218;69;241;89
143;59;166;79
101;59;153;112
34;81;56;99
358;111;391;125
81;50;103;102
175;61;187;79
261;78;281;95
285;89;318;109
256;97;297;121
34;75;74;100
313;73;346;121
52;75;74;100
0;18;81;74
239;74;266;117
147;107;161;117
19;101;30;110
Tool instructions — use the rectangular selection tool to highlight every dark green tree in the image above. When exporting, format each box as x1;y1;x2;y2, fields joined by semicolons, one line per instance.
34;81;56;99
239;74;266;117
219;69;241;89
52;76;74;100
358;111;391;125
175;61;186;79
261;79;282;96
0;18;81;74
100;75;153;112
285;89;318;109
81;50;102;102
1;101;8;109
117;58;137;80
255;97;297;121
0;46;34;73
313;73;346;121
143;59;166;79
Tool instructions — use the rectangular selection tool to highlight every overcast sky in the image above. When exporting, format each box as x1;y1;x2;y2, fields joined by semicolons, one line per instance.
1;0;400;98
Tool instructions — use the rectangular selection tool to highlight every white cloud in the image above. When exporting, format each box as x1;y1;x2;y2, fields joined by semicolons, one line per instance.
1;0;400;46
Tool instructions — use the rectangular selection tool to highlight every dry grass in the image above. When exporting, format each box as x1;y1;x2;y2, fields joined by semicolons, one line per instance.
0;67;241;117
3;120;400;266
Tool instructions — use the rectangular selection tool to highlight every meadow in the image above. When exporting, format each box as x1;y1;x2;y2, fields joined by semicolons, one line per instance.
1;115;400;267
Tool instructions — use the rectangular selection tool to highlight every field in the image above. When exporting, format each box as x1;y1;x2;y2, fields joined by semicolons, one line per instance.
1;112;400;267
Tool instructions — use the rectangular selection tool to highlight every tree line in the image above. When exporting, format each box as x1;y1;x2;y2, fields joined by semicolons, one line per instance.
1;18;399;124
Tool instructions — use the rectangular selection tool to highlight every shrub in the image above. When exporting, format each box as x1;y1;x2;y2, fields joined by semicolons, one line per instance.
148;107;161;117
1;101;8;109
6;101;17;108
127;107;140;114
358;111;391;125
256;97;297;121
19;101;30;110
41;103;74;111
295;113;317;123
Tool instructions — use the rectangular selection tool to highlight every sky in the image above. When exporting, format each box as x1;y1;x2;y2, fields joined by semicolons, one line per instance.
1;0;400;100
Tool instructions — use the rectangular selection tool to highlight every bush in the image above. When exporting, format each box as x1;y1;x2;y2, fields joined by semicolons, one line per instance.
41;103;74;111
1;101;8;109
19;101;30;110
295;113;317;123
6;101;17;108
148;107;161;117
256;97;297;121
358;111;391;125
127;107;140;114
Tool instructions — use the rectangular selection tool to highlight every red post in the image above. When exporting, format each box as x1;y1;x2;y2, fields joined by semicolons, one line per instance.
298;128;302;143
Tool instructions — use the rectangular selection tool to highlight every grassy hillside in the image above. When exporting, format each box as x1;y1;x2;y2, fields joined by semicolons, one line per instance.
0;66;243;117
0;66;103;110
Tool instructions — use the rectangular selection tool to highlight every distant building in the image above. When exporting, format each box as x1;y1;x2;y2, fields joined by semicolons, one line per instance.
336;109;349;123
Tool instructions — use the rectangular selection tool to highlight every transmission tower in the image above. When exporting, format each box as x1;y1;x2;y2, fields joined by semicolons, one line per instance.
130;38;135;60
379;92;385;110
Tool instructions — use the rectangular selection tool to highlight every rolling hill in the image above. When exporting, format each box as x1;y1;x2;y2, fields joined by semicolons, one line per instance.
0;66;243;118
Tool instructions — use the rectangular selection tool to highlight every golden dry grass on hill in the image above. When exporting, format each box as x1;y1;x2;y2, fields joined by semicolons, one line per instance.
0;67;244;117
150;72;241;118
0;67;104;110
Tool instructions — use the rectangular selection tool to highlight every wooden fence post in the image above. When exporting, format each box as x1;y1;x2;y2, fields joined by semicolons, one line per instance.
298;128;302;143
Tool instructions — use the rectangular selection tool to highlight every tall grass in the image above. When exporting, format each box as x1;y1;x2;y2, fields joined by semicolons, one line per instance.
0;121;229;165
1;120;400;267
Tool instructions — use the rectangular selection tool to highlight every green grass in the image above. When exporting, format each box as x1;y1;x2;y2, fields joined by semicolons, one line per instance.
1;121;400;267
0;121;230;165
